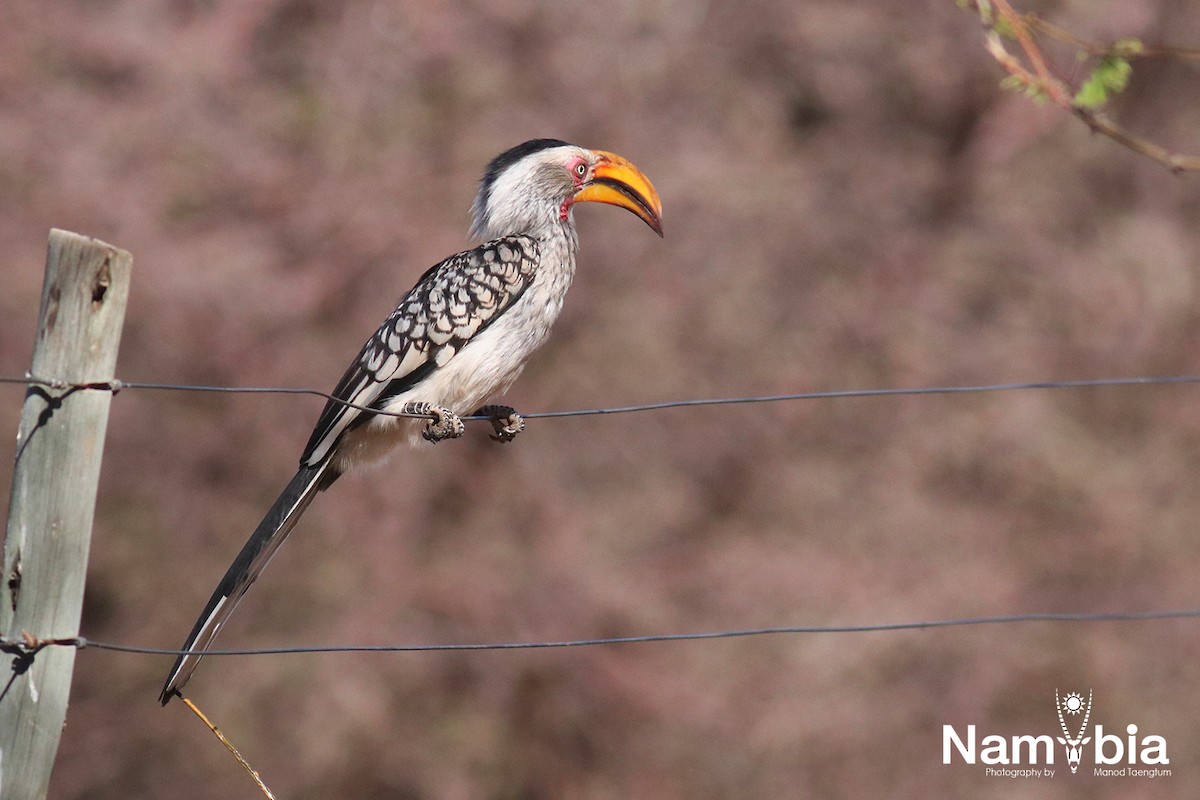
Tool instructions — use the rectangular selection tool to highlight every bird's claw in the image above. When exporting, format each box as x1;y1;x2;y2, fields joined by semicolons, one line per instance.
477;404;525;443
401;402;466;443
424;407;466;443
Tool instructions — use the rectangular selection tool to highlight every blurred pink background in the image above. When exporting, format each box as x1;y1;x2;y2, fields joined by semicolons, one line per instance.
2;1;1200;797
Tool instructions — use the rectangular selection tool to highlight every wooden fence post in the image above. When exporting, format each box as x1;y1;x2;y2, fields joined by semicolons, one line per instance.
0;229;132;800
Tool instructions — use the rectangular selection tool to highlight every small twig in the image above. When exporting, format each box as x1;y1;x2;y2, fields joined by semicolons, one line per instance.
179;695;277;800
994;0;1064;101
969;0;1200;173
1026;14;1200;61
1068;107;1200;173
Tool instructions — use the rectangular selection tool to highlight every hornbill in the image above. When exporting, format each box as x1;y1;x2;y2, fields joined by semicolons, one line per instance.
159;139;663;704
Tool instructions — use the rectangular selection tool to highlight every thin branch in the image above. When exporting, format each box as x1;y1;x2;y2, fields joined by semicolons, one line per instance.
993;0;1063;100
1025;14;1200;61
180;696;276;800
968;0;1200;173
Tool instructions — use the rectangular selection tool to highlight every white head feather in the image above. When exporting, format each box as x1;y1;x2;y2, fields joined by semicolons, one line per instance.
469;140;589;241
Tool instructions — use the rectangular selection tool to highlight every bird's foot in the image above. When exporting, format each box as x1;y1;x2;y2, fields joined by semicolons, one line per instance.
476;404;525;443
401;402;466;443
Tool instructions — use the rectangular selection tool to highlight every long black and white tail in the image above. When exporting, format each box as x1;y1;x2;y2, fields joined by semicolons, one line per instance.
159;461;333;704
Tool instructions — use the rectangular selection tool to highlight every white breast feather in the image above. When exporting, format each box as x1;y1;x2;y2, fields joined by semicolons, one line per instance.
330;234;574;473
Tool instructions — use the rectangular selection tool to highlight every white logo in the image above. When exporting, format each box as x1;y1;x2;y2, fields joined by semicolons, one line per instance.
943;689;1171;779
1055;689;1092;773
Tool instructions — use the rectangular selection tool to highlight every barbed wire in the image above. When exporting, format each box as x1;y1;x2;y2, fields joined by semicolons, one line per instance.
2;373;1199;422
2;607;1197;662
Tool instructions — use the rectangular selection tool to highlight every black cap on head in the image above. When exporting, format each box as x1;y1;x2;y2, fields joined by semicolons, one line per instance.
477;139;571;203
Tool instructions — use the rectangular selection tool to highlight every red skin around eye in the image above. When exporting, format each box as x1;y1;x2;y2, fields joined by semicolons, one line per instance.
560;156;590;220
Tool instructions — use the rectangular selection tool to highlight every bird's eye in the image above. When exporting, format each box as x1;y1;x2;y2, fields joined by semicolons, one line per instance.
574;162;588;179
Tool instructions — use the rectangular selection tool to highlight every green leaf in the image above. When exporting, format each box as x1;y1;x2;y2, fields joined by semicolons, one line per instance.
1074;56;1132;108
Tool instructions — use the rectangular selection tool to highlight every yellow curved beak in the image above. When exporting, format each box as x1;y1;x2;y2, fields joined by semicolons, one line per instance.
574;150;664;236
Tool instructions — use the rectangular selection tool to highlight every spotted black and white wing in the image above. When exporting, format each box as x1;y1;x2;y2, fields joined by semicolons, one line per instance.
157;234;540;704
302;234;539;468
